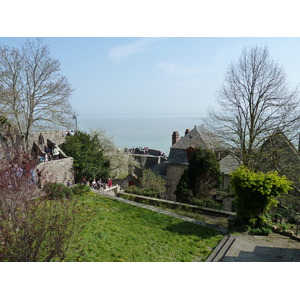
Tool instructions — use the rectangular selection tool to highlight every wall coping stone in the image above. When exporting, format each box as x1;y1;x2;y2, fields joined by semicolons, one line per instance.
119;192;236;218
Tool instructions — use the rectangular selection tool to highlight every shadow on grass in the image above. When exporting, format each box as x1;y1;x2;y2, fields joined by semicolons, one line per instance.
164;220;224;239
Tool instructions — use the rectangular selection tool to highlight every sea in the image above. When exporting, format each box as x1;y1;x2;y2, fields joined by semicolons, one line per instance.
78;112;206;155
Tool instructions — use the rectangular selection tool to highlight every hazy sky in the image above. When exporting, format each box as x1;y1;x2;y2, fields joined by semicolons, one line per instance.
1;37;300;121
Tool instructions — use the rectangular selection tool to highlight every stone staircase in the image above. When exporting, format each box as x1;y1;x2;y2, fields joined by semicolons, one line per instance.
206;235;236;262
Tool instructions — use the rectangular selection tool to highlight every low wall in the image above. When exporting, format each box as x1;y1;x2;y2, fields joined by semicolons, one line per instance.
36;157;74;186
118;192;236;219
98;185;121;197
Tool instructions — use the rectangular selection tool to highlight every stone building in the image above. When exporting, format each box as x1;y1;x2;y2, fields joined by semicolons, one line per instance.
0;126;74;186
166;124;300;203
166;125;239;201
258;131;300;190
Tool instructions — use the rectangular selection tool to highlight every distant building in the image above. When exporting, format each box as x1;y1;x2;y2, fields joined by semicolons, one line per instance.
166;125;240;201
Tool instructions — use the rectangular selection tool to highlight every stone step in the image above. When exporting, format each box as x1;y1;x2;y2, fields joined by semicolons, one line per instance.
206;235;236;262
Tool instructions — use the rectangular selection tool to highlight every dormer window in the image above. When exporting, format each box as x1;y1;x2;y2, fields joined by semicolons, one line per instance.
186;146;195;162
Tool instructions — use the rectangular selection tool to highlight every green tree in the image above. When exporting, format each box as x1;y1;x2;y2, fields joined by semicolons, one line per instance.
89;129;138;178
60;131;110;182
176;148;221;202
230;166;292;227
140;169;166;198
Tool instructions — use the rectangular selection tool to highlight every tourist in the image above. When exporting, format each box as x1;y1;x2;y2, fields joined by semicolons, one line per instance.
44;146;52;160
37;169;42;188
52;146;60;160
107;178;113;188
30;169;37;184
97;178;102;190
91;179;97;189
38;133;44;145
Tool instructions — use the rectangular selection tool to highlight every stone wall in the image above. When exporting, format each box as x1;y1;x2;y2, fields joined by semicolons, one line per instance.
132;154;166;177
28;130;68;148
166;163;188;201
36;157;74;186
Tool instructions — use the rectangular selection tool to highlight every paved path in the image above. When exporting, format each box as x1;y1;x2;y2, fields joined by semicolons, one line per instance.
221;233;300;262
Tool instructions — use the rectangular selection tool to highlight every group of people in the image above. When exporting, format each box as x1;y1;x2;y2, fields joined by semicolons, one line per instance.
81;177;113;190
65;131;75;136
42;144;60;162
2;163;42;190
129;147;149;155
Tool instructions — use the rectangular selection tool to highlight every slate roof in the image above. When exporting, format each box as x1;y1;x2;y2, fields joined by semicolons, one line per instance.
219;154;240;175
171;125;222;150
168;125;223;164
168;148;189;165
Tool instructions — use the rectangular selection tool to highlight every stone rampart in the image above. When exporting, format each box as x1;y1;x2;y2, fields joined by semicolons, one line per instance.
36;157;74;186
28;130;68;148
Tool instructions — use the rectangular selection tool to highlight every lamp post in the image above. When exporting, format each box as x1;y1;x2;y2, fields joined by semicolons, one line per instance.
73;115;78;133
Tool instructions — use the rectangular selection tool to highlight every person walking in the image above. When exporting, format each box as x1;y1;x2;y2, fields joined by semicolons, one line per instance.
107;178;113;188
37;169;42;188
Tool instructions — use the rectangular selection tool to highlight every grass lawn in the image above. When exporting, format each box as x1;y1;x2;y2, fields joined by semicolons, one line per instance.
66;193;224;262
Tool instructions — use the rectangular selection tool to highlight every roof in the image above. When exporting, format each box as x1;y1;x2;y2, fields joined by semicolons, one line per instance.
219;154;240;175
168;125;223;165
171;125;222;150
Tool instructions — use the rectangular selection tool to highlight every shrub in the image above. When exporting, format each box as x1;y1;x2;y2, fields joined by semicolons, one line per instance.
190;198;223;210
140;169;166;198
175;170;193;203
71;184;91;196
125;186;160;198
230;166;292;227
176;148;221;202
0;156;87;262
247;226;272;235
43;182;73;200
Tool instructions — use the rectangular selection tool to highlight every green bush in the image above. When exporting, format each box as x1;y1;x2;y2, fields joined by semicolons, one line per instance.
125;186;160;198
140;169;166;198
43;182;73;200
190;198;223;210
176;148;221;202
230;166;292;227
247;226;272;235
71;184;91;196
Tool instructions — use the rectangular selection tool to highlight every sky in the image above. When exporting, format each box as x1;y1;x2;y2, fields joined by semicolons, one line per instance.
1;37;300;118
1;36;300;153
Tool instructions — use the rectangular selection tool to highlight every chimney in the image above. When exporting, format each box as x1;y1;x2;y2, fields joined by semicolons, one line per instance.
185;129;190;135
172;131;180;145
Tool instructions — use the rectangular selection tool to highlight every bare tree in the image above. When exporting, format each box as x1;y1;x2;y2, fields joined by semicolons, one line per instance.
207;46;300;167
0;39;74;146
